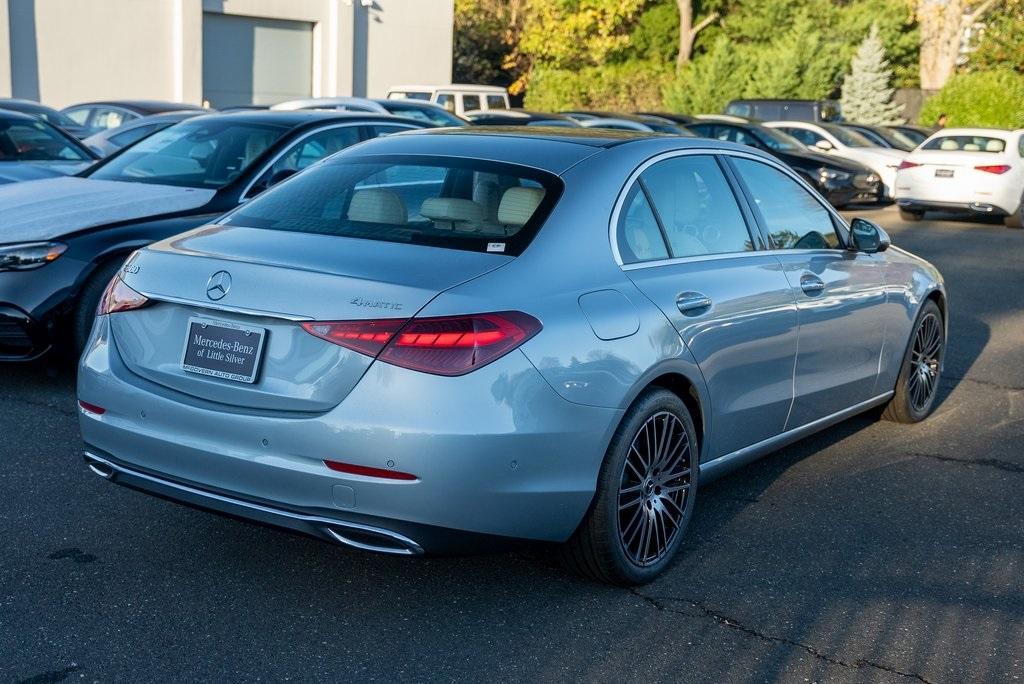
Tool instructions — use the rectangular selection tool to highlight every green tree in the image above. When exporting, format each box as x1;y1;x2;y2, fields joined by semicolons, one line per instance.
919;68;1024;127
840;24;905;124
662;36;749;113
518;0;646;71
970;0;1024;74
745;14;842;99
452;0;528;90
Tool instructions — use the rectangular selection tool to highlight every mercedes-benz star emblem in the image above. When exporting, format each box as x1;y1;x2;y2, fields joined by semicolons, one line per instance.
206;271;232;301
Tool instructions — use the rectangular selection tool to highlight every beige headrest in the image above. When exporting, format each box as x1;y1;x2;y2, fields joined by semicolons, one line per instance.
963;143;980;151
939;139;958;150
420;197;485;231
347;188;407;224
985;139;1005;152
498;186;545;227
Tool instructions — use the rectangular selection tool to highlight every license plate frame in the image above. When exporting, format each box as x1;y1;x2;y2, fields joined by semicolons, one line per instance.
934;168;954;178
180;317;267;384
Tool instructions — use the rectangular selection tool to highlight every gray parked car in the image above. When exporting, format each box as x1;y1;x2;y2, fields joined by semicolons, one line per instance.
82;111;205;157
78;128;947;584
0;109;96;183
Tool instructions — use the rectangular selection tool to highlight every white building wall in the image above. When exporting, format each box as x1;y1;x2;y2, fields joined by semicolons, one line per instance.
0;0;453;108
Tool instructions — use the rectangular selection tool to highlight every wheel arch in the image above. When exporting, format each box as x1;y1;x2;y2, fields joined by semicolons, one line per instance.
639;371;707;458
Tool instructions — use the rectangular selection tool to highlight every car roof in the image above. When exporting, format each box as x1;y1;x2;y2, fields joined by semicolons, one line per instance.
65;100;205;113
465;109;574;120
183;110;417;127
0;98;59;113
927;127;1020;137
0;108;42;122
335;126;759;175
271;97;387;112
388;84;507;93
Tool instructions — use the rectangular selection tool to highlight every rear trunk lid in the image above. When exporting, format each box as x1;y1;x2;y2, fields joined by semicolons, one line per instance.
111;225;511;412
897;150;1012;203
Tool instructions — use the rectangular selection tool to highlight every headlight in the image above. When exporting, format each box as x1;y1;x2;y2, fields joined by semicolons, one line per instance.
0;242;68;271
818;167;851;182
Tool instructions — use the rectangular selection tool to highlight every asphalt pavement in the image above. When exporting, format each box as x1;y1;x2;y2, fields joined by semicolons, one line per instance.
2;204;1022;683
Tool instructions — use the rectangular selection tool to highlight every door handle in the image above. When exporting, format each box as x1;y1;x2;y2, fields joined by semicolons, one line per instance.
800;274;826;295
676;291;712;313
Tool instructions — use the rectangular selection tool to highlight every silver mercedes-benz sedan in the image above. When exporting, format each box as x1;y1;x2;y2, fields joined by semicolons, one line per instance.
78;127;947;584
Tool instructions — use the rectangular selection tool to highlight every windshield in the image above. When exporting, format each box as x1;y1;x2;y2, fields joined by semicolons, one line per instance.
223;155;562;256
821;123;875;148
0;118;91;162
89;120;288;187
923;135;1007;153
755;126;804;152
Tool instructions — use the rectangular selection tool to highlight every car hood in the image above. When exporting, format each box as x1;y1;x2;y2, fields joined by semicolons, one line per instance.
0;177;216;244
0;161;93;185
776;148;872;173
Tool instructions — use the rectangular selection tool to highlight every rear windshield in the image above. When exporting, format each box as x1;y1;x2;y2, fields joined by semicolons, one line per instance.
923;135;1006;153
223;155;563;256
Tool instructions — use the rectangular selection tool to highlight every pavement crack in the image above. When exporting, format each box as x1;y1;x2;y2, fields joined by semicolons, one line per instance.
631;589;934;683
908;452;1024;474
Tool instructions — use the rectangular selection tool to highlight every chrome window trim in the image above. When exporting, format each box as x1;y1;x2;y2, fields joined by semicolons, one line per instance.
240;122;418;200
610;147;851;270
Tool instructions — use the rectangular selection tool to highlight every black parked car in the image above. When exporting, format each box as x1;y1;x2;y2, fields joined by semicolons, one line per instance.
0;98;89;138
687;117;881;207
839;123;918;152
61;100;207;137
0;111;427;359
0;109;97;183
561;111;688;134
635;111;698;125
465;109;581;127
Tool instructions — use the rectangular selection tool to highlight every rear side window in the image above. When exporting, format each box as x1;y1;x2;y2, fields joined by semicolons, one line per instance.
924;135;1007;153
224;155;562;256
486;95;508;109
732;158;840;250
617;186;669;264
641;155;754;258
462;95;481;112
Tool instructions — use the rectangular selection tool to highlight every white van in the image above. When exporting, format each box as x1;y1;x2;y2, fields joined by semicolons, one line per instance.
385;84;510;117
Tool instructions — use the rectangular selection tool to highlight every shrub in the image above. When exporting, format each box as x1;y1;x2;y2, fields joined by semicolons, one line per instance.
524;61;671;112
919;69;1024;128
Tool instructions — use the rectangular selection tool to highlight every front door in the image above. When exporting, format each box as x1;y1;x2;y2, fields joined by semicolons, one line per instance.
728;156;888;428
615;153;799;460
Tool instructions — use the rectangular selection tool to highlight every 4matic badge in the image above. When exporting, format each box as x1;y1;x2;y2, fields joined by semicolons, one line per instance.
350;297;403;311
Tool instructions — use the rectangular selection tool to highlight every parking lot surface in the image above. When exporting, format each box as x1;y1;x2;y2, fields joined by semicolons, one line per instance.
2;205;1022;683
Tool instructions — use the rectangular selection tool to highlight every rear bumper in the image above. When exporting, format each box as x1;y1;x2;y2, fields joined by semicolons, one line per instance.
78;316;622;550
896;198;1011;216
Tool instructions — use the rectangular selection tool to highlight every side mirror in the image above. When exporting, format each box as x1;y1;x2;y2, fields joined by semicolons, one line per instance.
814;139;834;151
849;218;891;254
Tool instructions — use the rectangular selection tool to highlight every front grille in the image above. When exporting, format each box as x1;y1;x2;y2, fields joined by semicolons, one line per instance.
853;173;880;190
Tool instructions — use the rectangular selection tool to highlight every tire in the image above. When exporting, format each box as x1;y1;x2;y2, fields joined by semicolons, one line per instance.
899;208;924;222
71;259;123;355
1003;196;1023;229
882;301;944;423
561;388;699;585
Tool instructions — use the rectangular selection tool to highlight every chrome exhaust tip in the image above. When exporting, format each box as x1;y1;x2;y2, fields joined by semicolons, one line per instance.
83;452;115;479
324;523;424;556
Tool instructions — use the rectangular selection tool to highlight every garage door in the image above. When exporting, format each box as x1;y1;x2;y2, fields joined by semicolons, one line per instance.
202;13;313;109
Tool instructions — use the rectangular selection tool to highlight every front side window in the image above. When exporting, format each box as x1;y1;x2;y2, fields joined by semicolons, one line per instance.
462;95;481;112
64;108;91;125
732;157;840;250
781;127;824;147
247;125;363;196
223;155;561;256
640;155;754;258
0;120;91;161
924;135;1007;153
821;123;874;148
89;120;287;188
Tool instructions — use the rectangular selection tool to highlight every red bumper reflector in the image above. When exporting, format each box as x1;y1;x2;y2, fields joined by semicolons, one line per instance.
78;400;106;415
323;459;417;481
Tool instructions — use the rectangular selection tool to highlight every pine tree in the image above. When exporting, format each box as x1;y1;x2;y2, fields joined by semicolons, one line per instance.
840;24;905;125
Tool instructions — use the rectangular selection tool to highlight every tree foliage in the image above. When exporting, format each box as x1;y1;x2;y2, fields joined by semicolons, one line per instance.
840;24;905;124
970;0;1024;74
452;0;528;90
919;68;1024;127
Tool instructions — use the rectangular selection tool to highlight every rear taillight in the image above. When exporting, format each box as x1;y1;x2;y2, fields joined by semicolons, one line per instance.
897;160;921;170
97;275;149;315
78;400;106;415
302;311;542;376
975;164;1011;174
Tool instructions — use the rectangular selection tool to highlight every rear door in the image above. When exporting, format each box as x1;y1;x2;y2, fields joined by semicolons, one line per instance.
728;155;888;427
616;152;799;460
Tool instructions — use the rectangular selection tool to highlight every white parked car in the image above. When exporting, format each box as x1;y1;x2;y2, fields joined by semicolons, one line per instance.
765;121;906;198
385;84;509;117
895;128;1024;228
